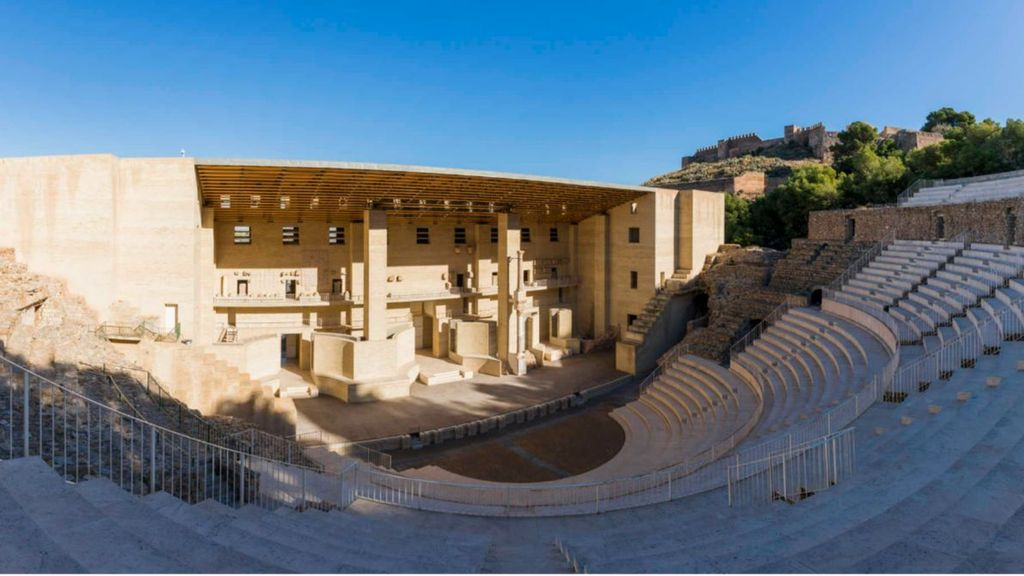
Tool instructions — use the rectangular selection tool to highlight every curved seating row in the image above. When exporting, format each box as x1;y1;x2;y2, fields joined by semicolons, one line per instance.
597;354;757;480
557;339;1024;572
840;241;1024;350
903;173;1024;207
731;307;891;439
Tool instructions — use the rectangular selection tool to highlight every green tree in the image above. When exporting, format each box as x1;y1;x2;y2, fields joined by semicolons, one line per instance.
751;165;841;248
922;107;976;133
831;121;879;174
838;146;908;206
723;193;754;246
908;119;1014;180
999;118;1024;169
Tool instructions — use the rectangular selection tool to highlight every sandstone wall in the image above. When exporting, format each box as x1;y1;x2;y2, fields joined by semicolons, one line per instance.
0;155;209;341
808;199;1024;245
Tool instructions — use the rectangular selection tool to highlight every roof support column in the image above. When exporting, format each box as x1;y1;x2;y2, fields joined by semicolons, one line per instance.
497;213;526;375
363;209;388;341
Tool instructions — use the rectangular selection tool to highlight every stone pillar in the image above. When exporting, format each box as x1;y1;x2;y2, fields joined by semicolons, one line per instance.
568;223;578;284
497;213;525;374
363;209;388;341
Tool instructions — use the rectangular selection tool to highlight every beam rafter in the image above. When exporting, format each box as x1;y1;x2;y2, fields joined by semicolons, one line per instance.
196;160;651;223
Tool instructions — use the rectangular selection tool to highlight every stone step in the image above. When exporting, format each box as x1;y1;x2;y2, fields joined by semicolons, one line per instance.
0;458;187;572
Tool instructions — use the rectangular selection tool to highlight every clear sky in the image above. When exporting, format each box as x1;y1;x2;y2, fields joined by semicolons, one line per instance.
1;1;1022;185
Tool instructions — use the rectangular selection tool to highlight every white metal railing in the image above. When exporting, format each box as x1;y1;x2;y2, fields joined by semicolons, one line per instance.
555;538;587;573
826;230;897;291
525;276;580;289
887;299;1024;399
347;353;780;516
730;334;898;465
727;427;856;507
0;354;358;511
286;430;395;470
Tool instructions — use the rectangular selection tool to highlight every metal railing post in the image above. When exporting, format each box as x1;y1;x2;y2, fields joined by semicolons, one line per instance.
239;454;246;506
149;426;157;494
23;369;30;457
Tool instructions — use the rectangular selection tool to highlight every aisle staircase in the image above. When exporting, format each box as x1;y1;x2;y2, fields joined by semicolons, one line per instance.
622;269;692;345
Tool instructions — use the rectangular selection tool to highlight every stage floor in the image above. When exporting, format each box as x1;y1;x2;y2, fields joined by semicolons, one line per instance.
280;349;623;444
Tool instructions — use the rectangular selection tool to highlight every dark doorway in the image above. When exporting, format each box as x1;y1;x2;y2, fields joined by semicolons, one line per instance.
811;288;824;306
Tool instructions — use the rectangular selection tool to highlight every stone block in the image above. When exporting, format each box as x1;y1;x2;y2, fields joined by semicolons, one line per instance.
987;376;1002;388
928;404;943;415
900;415;914;426
957;391;972;402
874;427;887;436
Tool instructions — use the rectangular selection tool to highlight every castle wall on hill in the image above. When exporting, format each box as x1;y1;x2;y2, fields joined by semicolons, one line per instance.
808;199;1023;246
681;123;939;169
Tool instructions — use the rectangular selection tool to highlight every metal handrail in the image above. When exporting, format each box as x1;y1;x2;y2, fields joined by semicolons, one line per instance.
1;353;358;511
727;293;809;362
896;169;1024;208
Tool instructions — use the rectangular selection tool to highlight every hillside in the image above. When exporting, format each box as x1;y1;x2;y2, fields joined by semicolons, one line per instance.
644;156;820;187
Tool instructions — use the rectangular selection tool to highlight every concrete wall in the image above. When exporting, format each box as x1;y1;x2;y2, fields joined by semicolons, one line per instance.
577;214;608;339
0;154;208;341
206;334;281;381
679;189;726;275
608;194;658;334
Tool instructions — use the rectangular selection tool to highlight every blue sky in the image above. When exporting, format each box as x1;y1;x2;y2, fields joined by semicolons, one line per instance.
1;1;1022;184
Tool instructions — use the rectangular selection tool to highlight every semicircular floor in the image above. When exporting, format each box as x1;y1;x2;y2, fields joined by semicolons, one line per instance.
390;404;626;483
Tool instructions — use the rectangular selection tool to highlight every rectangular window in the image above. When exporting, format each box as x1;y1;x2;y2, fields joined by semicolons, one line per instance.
233;225;251;245
416;227;430;245
328;226;345;245
236;279;249;296
523;269;531;284
628;227;640;244
490;227;498;243
551;267;558;278
630;270;638;289
549;227;559;242
284;279;297;298
282;226;300;245
627;313;638;326
331;278;343;294
454;227;467;245
455;273;465;288
491;271;498;286
522;227;532;243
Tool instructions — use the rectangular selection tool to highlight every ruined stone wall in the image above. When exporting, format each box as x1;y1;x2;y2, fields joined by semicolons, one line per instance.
808;199;1024;245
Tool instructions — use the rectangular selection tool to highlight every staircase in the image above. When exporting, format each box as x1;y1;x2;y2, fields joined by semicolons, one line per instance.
219;326;238;343
623;269;692;345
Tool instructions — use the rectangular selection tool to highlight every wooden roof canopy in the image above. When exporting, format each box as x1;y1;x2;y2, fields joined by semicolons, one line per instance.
195;159;654;224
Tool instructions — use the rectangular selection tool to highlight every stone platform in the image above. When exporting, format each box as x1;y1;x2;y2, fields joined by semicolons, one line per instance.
279;349;623;445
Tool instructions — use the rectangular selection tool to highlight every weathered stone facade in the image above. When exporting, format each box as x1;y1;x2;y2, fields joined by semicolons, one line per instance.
808;199;1024;245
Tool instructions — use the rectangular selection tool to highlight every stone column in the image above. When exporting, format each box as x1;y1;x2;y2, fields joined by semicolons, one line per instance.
362;209;388;341
497;213;525;374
